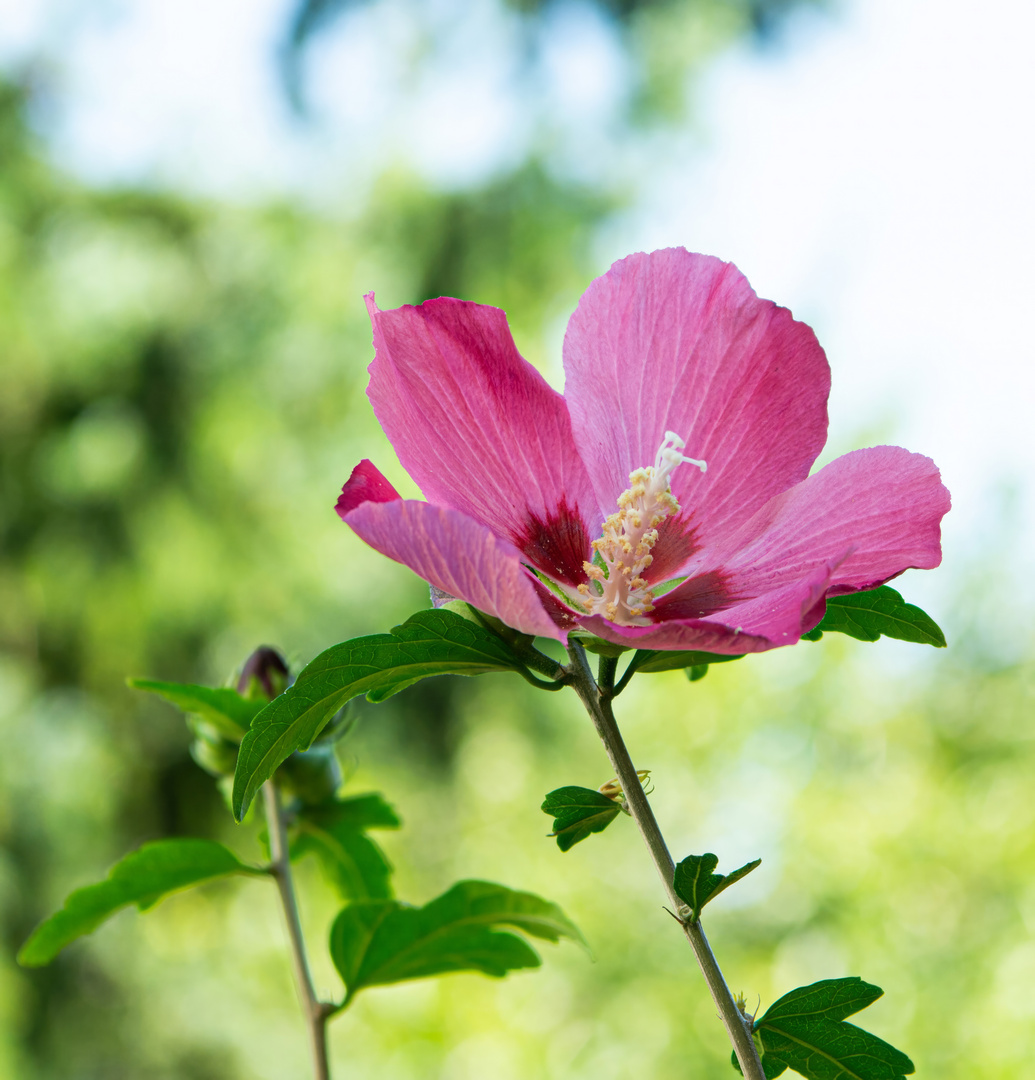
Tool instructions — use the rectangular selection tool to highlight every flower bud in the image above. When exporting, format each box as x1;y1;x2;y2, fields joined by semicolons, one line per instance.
279;746;342;806
190;734;239;778
236;646;290;702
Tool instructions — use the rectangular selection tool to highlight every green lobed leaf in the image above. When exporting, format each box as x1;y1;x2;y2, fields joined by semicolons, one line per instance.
541;786;622;851
630;649;744;675
128;678;263;739
751;978;915;1080
329;880;585;1005
18;839;264;966
673;852;761;921
806;587;945;648
231;610;527;821
291;794;401;900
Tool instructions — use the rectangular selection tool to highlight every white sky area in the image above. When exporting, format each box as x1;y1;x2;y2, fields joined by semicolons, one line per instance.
2;0;1032;633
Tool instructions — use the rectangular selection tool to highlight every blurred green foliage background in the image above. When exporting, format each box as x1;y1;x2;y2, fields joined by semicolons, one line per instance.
1;1;1033;1076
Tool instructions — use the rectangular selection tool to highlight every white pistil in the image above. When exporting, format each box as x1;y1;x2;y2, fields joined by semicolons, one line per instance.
577;432;706;626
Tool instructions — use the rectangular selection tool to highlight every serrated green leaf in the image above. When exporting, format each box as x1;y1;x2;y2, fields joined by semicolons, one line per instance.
630;649;744;675
673;852;761;921
541;786;622;851
753;978;915;1080
808;587;945;648
231;610;526;821
127;678;262;740
292;795;401;900
329;880;585;1005
18;839;264;966
762;978;884;1024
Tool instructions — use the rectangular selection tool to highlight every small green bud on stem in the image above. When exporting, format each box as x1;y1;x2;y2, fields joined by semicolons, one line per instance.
237;646;291;702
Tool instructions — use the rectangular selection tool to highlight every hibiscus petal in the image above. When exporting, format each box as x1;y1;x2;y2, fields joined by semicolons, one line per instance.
366;295;599;586
335;459;401;517
578;559;839;655
714;445;949;595
340;497;566;641
576;613;771;655
562;248;830;569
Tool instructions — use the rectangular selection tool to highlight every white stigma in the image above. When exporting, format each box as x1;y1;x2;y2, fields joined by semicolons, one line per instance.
655;430;707;480
577;432;706;626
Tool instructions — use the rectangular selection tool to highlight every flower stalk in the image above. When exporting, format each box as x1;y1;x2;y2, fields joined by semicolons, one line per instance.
565;642;765;1080
262;781;333;1080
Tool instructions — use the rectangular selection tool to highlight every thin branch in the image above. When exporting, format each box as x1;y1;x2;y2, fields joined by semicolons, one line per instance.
565;642;765;1080
517;647;568;682
465;606;567;681
262;781;332;1080
610;650;648;698
516;666;572;691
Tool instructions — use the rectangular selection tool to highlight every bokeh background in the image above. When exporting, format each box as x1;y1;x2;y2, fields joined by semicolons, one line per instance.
1;0;1033;1077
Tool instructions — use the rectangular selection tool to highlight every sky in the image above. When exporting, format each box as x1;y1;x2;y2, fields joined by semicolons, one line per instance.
2;0;1032;636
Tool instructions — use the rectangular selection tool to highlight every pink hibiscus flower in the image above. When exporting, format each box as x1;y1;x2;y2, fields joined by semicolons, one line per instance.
336;248;949;655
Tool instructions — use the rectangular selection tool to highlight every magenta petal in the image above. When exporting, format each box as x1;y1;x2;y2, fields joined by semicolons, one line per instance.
579;559;839;654
563;249;830;563
577;613;771;655
696;558;842;645
341;498;566;641
717;446;950;596
366;295;599;585
335;459;401;518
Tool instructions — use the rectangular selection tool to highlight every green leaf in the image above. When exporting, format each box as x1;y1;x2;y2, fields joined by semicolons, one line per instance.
231;610;526;821
292;795;401;900
807;587;945;648
329;880;585;1005
630;649;744;675
753;977;915;1080
731;1050;788;1078
541;786;622;851
127;678;262;740
18;839;264;966
673;852;761;921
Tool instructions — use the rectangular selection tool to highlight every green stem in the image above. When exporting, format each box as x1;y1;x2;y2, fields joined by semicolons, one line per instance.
611;650;647;697
262;781;333;1080
565;642;765;1080
597;654;619;693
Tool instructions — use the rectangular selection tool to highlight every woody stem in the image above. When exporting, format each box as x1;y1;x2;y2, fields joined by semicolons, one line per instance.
262;781;333;1080
566;642;765;1080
